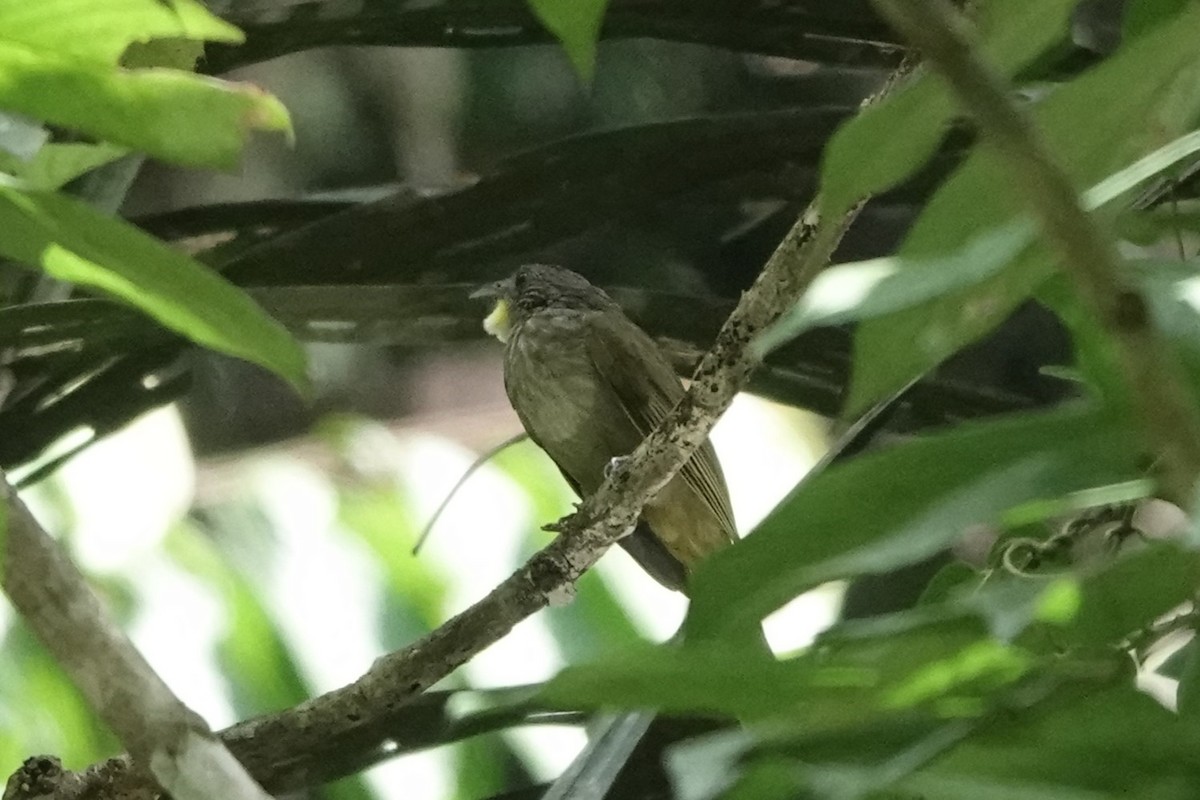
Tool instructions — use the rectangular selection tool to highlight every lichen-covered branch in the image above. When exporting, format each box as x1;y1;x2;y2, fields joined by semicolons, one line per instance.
873;0;1200;504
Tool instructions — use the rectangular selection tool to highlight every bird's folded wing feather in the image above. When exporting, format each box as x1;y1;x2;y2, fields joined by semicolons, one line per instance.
583;312;737;540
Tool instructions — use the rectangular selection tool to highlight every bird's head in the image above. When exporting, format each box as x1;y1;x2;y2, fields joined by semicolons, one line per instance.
471;264;616;342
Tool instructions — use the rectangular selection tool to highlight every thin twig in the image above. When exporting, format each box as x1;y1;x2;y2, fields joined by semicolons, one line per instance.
413;431;528;554
873;0;1200;505
0;473;271;800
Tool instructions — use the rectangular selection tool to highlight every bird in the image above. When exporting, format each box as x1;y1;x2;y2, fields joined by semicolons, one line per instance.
473;264;737;592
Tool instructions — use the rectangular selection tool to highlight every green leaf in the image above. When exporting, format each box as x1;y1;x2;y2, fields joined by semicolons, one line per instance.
0;43;291;169
1174;634;1200;718
684;407;1141;641
1123;0;1191;41
0;184;309;394
543;614;1019;723
846;4;1200;415
819;0;1079;217
763;128;1200;359
12;142;127;189
918;562;982;607
916;685;1200;797
1051;544;1200;649
526;0;609;82
0;0;242;66
755;221;1034;356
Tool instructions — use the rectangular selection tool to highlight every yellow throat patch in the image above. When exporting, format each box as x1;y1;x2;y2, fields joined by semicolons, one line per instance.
483;298;512;342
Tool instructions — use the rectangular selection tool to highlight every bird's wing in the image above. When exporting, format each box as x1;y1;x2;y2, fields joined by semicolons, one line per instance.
535;443;690;591
584;311;738;541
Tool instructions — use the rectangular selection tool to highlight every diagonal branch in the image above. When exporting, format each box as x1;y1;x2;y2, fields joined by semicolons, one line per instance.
873;0;1200;504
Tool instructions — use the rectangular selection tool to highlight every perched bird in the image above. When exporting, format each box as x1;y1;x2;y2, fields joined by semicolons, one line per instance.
473;264;737;592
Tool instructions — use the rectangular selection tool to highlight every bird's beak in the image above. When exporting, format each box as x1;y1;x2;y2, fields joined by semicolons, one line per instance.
471;279;513;342
469;280;505;301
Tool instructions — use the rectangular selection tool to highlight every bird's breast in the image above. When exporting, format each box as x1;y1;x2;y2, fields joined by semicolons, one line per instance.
504;314;603;447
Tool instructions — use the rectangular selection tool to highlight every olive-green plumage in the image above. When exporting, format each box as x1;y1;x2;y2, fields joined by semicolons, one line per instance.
475;264;736;592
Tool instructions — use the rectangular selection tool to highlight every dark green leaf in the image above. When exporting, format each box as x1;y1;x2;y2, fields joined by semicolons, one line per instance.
918;562;982;607
847;5;1200;415
1123;0;1191;41
1049;544;1200;650
819;0;1079;217
915;685;1200;798
685;407;1140;641
0;185;309;393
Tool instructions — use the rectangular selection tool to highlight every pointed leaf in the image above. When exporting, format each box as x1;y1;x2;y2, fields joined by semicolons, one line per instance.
0;184;308;393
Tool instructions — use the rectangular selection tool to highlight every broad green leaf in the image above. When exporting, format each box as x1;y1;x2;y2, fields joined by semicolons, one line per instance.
0;43;291;169
917;686;1200;797
0;0;241;65
847;5;1200;415
1011;544;1200;651
542;614;1019;723
673;683;1199;800
0;184;309;393
1124;0;1191;40
755;222;1033;356
820;0;1079;217
12;142;127;189
526;0;609;82
763;129;1200;359
685;407;1141;641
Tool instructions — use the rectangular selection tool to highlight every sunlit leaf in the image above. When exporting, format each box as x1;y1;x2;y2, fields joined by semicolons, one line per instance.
0;0;241;65
0;44;291;169
0;185;309;394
